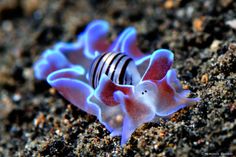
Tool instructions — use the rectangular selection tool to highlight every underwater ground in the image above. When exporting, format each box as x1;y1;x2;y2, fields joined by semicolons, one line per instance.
0;0;235;156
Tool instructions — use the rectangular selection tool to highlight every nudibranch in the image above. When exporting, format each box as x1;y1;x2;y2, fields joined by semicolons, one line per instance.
33;20;200;146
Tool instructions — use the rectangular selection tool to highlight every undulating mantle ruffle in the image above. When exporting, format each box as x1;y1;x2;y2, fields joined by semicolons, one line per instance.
33;20;200;146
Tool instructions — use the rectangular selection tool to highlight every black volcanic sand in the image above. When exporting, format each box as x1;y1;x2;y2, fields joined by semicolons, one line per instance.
0;0;235;156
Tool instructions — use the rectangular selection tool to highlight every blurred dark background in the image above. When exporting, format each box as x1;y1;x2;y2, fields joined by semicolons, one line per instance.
0;0;235;156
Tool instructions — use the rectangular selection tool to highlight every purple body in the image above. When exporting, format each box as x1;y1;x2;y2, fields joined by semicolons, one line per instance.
34;20;200;146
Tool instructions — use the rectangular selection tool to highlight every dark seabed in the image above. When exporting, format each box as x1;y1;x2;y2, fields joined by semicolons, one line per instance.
0;0;235;156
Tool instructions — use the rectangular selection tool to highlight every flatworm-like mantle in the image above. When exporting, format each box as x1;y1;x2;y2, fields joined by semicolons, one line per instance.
34;20;200;146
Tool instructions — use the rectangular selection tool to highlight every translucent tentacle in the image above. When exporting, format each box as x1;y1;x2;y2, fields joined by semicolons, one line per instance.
114;90;156;145
110;27;145;61
83;20;110;59
34;50;83;80
142;49;174;81
47;68;99;115
154;69;200;116
91;75;133;135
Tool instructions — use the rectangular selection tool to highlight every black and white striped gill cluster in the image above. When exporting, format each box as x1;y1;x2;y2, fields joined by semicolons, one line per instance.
89;52;141;88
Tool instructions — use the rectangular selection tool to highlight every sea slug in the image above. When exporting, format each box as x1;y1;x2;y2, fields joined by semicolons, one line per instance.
34;20;200;146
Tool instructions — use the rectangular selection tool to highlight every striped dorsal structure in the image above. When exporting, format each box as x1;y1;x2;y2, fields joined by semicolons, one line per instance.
89;52;141;88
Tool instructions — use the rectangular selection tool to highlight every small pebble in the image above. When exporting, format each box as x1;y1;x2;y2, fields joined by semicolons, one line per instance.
49;88;57;95
193;16;205;32
210;40;222;52
201;74;209;84
12;93;22;102
226;19;236;30
2;20;13;32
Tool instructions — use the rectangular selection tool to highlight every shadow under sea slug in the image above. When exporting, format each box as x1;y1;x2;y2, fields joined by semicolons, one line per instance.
33;20;200;146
